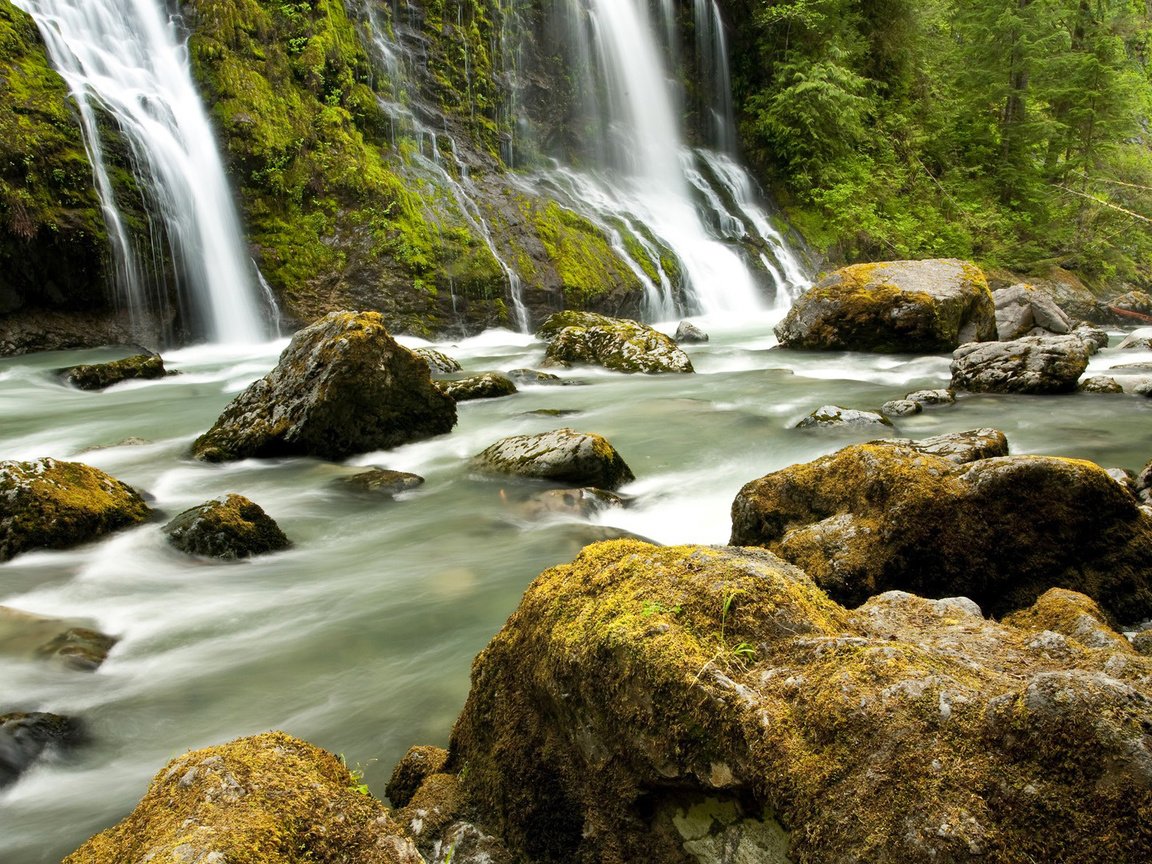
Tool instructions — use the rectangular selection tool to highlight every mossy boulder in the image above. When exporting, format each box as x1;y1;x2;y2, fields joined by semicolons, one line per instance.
413;347;463;374
448;539;1152;864
730;432;1152;620
472;428;635;491
951;334;1091;394
435;373;518;402
0;711;84;789
775;259;997;353
0;458;150;561
63;732;425;864
192;311;456;462
538;312;694;374
163;494;290;560
61;353;167;390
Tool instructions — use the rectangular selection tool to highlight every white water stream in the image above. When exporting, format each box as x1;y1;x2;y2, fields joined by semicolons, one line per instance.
12;0;269;344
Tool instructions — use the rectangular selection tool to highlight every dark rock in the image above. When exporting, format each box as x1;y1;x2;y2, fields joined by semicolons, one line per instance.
35;627;117;672
0;712;84;789
62;732;426;864
1132;630;1152;656
796;405;893;429
337;470;425;497
387;745;449;808
538;311;693;374
449;539;1152;864
435;373;518;402
163;494;290;560
61;354;166;391
523;408;582;418
775;259;996;353
951;334;1091;394
0;458;150;562
905;388;956;406
412;347;462;373
507;368;567;386
472;428;635;491
1080;376;1124;394
673;321;709;343
191;312;456;462
730;435;1152;620
880;399;921;417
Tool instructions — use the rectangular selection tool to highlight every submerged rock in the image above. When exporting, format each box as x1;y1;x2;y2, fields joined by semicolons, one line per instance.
774;259;996;353
61;353;167;391
435;373;518;402
0;712;84;789
337;469;425;497
472;428;635;491
0;607;117;671
449;539;1152;864
192;312;457;462
507;368;568;386
538;311;694;374
796;405;893;429
0;458;150;562
413;347;462;373
730;433;1152;620
951;334;1091;394
62;732;425;864
163;494;290;560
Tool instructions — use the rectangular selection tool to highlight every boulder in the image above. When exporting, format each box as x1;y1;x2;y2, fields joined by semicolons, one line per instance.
673;321;709;343
774;259;996;353
448;539;1152;864
796;405;893;430
0;607;117;671
507;368;568;386
62;732;426;864
880;399;921;417
435;373;518;402
993;284;1072;340
387;745;449;808
163;494;290;560
951;334;1091;394
1074;324;1110;352
1;712;84;789
61;353;167;390
0;459;150;562
472;429;635;491
191;312;457;462
1081;376;1124;394
905;388;956;406
538;311;694;374
337;469;425;497
508;487;626;521
1117;332;1152;351
413;347;462;373
730;434;1152;620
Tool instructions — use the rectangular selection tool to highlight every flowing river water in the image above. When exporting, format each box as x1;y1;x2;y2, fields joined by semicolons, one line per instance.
2;313;1152;861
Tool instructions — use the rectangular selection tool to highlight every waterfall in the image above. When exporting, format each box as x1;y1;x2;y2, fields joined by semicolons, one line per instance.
13;0;270;344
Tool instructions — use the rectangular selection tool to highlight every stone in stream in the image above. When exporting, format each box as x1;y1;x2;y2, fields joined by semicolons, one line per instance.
905;387;956;406
1117;332;1152;351
506;368;569;386
0;712;85;789
442;538;1152;864
774;258;997;353
538;311;694;374
730;430;1152;620
60;353;168;390
673;320;710;343
0;606;117;672
192;311;456;462
434;373;518;402
1080;375;1124;394
880;399;921;418
472;429;635;491
508;487;626;521
950;334;1091;394
796;405;894;430
0;458;151;562
163;495;290;560
412;347;462;374
337;469;425;497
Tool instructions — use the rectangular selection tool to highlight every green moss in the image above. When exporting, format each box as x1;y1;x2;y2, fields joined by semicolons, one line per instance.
531;201;643;306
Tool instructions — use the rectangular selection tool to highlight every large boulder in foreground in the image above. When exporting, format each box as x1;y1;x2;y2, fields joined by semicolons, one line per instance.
163;495;290;560
63;732;425;864
192;312;457;462
730;432;1152;620
775;259;996;353
448;539;1152;864
472;428;635;491
0;458;150;561
538;311;694;374
950;334;1091;393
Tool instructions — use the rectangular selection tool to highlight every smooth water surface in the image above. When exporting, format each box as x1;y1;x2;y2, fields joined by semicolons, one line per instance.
2;317;1151;861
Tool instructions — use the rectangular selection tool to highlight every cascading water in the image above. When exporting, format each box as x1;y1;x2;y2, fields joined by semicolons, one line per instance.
12;0;270;344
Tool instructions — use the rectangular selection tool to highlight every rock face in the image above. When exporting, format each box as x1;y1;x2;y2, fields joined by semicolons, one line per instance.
796;405;893;430
539;311;694;374
61;354;167;390
448;539;1152;864
472;428;635;491
774;259;996;353
435;373;518;402
191;312;457;462
163;495;290;560
62;732;426;864
950;334;1091;393
0;459;150;561
992;283;1073;339
730;433;1152;620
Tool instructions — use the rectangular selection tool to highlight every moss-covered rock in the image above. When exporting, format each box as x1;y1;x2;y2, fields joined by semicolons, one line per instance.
192;311;456;462
163;494;290;560
448;539;1152;864
61;353;167;390
951;334;1091;394
63;732;425;864
0;458;150;561
472;428;635;491
1081;375;1124;394
775;259;997;353
730;433;1152;620
435;372;518;402
538;311;694;374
